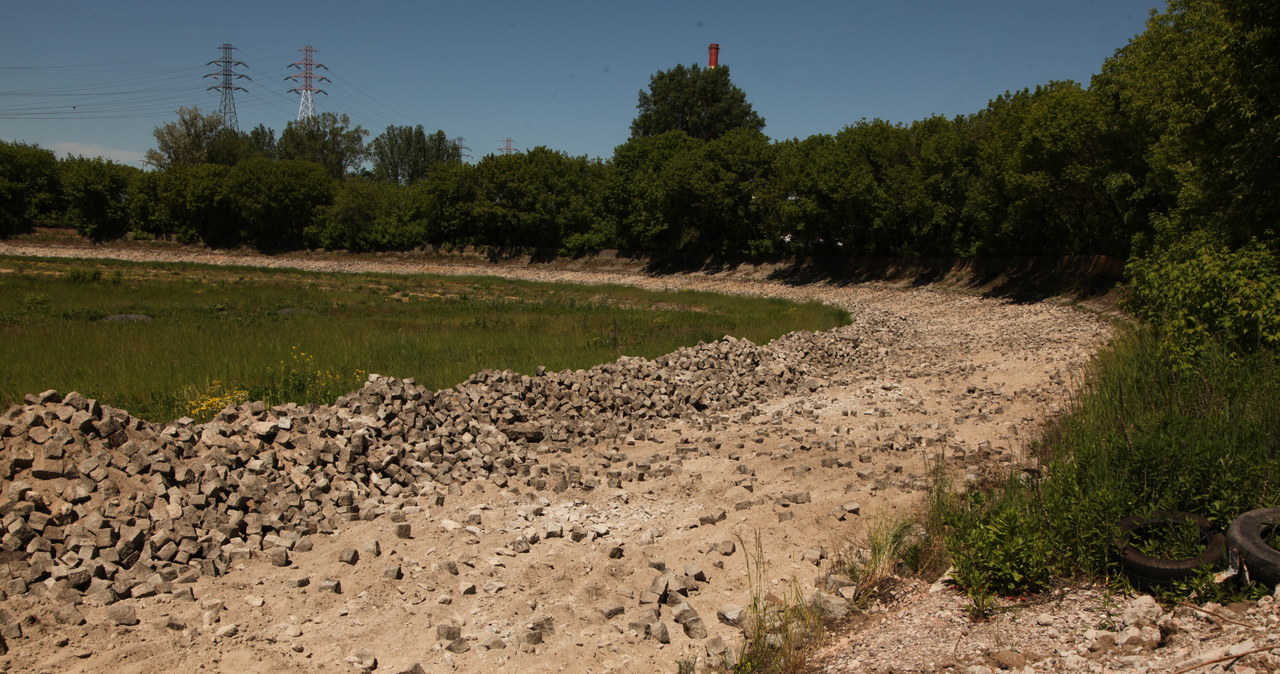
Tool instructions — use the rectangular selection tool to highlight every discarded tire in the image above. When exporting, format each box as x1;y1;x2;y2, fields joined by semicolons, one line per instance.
1226;508;1280;587
1115;511;1225;588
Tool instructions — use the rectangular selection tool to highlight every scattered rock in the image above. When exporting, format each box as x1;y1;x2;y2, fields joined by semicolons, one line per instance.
106;604;138;626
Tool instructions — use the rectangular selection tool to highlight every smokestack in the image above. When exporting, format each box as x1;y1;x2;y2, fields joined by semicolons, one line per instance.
708;43;719;68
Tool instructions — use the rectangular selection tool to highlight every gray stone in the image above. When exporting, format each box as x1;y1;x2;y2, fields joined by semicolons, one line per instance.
717;604;744;626
649;620;670;644
1122;595;1163;627
684;563;708;583
107;604;139;626
436;624;461;641
215;623;239;638
681;616;708;639
671;601;699;624
267;547;290;567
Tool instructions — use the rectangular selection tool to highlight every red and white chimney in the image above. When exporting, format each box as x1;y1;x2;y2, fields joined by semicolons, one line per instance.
708;43;720;68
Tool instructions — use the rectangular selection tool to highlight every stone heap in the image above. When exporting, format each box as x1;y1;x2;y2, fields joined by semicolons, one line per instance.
0;333;868;607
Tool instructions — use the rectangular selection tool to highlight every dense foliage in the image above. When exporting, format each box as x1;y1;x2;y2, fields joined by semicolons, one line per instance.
917;0;1280;608
3;1;1276;361
4;0;1278;610
630;63;765;141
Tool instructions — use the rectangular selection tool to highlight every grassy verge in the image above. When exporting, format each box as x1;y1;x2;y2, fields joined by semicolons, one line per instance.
0;256;849;422
939;327;1280;606
726;533;827;674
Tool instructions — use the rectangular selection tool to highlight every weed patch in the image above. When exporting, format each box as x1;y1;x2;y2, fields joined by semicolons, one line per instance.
0;256;848;421
727;532;826;674
935;327;1280;605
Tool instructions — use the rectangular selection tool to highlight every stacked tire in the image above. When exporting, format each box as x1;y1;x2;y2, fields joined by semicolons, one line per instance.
1115;508;1280;589
1226;508;1280;587
1115;511;1225;589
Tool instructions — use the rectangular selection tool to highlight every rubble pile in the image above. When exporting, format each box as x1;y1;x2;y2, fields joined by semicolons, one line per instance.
0;333;873;609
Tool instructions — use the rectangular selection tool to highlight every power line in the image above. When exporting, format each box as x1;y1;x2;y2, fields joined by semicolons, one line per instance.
286;45;328;121
454;137;471;160
205;43;249;131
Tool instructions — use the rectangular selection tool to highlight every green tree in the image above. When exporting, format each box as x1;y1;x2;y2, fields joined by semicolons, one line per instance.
697;128;774;254
470;147;604;249
1105;0;1280;359
905;115;980;256
606;131;707;250
0;140;60;236
225;158;334;250
59;156;139;240
370;126;461;185
310;179;429;251
129;164;236;246
1093;0;1244;244
206;128;260;166
247;124;278;160
144;106;226;170
416;162;479;246
1217;0;1280;242
631;64;765;141
278;112;368;179
962;82;1125;256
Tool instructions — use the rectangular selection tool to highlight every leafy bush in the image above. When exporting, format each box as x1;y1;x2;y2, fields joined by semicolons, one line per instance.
944;488;1054;597
0;140;60;236
938;328;1280;604
1127;232;1280;365
59;156;140;241
309;179;428;251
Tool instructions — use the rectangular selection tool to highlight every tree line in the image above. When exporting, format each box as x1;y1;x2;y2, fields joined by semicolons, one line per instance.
2;0;1276;355
0;84;1152;259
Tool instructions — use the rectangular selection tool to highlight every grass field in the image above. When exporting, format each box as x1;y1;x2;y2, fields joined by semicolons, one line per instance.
0;256;849;422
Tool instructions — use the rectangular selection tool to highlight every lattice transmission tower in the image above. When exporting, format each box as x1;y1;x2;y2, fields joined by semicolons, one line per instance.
205;43;249;131
498;138;517;155
287;45;329;121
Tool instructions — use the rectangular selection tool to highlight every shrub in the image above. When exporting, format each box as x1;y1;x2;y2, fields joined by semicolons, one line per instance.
938;328;1280;604
944;487;1054;597
59;156;139;241
1127;232;1280;365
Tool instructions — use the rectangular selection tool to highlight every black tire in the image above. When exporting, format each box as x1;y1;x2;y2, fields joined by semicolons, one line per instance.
1226;508;1280;587
1115;511;1225;588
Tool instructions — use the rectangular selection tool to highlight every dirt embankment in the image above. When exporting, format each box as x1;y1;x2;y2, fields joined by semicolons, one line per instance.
3;243;1264;674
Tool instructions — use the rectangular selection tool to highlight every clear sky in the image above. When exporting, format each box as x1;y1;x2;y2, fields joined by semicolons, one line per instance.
1;0;1160;167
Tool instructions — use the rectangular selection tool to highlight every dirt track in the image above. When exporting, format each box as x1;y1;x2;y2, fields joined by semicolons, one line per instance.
0;242;1167;672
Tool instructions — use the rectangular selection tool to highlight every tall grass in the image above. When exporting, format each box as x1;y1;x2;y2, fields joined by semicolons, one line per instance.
0;257;849;421
730;532;826;674
1035;329;1280;574
937;327;1280;603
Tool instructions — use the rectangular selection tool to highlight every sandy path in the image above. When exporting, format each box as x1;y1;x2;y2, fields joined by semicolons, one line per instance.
0;243;1125;673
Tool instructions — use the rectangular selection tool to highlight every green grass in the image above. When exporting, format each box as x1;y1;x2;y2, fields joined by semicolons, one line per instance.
934;327;1280;605
0;256;849;422
1130;518;1211;560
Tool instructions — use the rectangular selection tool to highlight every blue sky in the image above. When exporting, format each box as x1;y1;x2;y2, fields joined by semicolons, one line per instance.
1;0;1160;166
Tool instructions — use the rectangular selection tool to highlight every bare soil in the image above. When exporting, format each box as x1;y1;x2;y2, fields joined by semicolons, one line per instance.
6;243;1266;674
